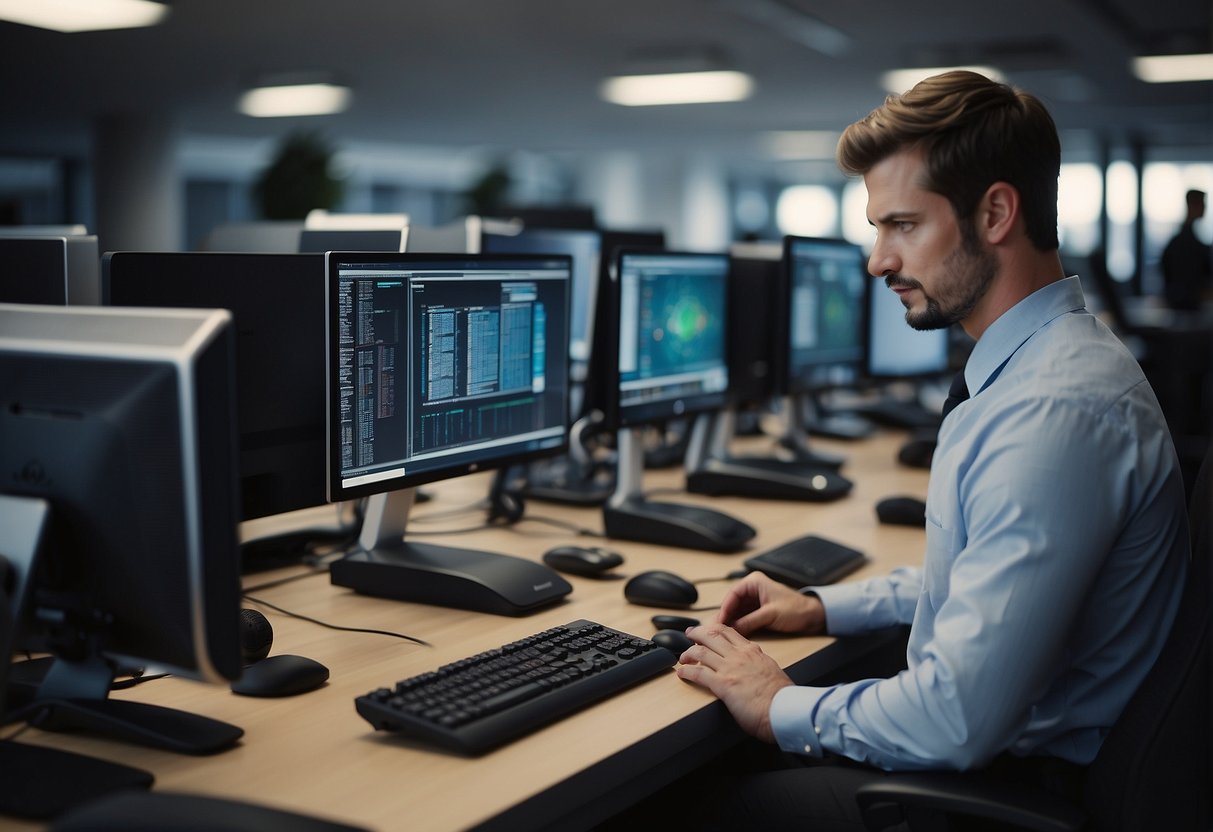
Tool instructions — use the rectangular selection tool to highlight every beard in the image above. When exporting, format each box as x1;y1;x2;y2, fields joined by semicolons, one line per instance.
886;222;998;331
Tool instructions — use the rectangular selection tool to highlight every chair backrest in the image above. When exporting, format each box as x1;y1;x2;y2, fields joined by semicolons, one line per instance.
1082;445;1211;831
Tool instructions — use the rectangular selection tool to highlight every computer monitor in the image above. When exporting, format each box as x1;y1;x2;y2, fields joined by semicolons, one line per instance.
865;277;951;380
324;252;575;615
598;249;755;552
481;226;602;367
725;242;782;409
775;236;868;395
102;252;329;537
0;235;101;305
298;228;407;253
0;303;244;755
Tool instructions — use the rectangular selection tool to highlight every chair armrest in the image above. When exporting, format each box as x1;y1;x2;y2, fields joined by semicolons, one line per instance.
854;772;1086;832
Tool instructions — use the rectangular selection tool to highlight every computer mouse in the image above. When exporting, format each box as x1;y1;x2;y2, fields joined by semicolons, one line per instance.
230;654;329;698
897;431;938;469
50;789;368;831
623;570;699;609
542;545;625;577
650;629;695;655
651;614;700;631
875;495;928;527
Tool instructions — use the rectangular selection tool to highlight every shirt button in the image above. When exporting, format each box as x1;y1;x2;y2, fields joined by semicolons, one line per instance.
814;725;822;733
803;744;813;754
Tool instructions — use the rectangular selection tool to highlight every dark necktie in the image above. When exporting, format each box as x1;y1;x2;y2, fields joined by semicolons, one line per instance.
942;370;970;418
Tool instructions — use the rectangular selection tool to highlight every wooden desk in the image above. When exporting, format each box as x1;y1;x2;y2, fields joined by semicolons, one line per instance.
2;430;928;831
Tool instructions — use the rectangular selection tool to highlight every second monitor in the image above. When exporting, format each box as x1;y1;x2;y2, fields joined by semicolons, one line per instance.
599;249;755;553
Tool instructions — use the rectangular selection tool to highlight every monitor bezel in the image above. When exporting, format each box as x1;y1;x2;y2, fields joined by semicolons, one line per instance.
603;248;732;431
324;251;574;503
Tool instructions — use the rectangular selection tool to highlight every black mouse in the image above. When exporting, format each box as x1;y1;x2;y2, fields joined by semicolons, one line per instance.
623;570;699;609
230;654;329;697
542;545;625;577
650;629;695;655
651;614;700;631
875;495;928;527
897;430;938;469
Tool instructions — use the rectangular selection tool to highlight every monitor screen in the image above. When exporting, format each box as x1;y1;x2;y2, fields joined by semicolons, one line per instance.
0;303;242;685
777;236;867;394
866;276;951;378
103;252;327;522
481;226;601;366
0;236;101;305
326;253;572;502
606;250;730;429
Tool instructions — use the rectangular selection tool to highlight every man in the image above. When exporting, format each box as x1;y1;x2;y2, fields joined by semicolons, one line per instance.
1161;188;1211;312
670;71;1190;827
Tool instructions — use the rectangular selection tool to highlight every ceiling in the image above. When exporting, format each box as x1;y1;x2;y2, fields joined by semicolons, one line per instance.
0;0;1209;169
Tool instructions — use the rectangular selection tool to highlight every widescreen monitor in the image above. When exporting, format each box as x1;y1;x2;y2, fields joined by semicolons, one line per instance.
776;236;867;395
865;276;951;379
0;236;101;305
0;303;244;753
103;252;327;524
323;252;574;614
605;250;730;430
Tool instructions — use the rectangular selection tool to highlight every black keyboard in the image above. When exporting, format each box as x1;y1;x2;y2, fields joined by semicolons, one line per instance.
355;620;676;754
744;534;867;587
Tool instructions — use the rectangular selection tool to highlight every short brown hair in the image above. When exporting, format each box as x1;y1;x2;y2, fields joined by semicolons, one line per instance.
837;71;1060;251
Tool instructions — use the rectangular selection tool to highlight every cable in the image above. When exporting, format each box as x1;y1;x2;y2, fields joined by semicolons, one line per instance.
242;563;332;594
243;594;431;647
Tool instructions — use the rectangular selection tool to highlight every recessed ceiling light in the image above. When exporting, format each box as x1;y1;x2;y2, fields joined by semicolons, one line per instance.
1132;53;1213;83
238;83;352;118
881;65;1005;93
600;70;754;107
0;0;169;32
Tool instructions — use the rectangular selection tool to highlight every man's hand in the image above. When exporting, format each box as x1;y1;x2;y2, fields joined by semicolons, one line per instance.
674;623;793;743
717;571;827;636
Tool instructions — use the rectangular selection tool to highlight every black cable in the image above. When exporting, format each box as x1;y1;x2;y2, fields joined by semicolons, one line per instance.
243;594;431;647
242;563;332;594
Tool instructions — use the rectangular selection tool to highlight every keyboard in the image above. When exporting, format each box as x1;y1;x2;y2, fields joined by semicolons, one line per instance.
355;620;676;754
744;534;867;587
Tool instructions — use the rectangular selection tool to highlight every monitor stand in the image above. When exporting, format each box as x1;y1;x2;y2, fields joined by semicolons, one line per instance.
850;383;943;431
773;395;848;470
684;410;852;503
0;498;153;820
329;488;572;616
520;453;615;506
801;392;876;441
601;427;755;553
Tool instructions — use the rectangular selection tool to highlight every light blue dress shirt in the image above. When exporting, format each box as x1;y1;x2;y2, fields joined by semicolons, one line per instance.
770;276;1190;771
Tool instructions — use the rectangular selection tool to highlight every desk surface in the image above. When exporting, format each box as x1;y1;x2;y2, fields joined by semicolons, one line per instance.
3;430;928;832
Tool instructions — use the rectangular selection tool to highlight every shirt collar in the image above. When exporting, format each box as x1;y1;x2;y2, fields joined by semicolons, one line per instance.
964;275;1087;397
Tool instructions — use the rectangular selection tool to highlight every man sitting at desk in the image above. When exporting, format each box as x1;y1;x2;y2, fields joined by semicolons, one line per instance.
666;71;1190;829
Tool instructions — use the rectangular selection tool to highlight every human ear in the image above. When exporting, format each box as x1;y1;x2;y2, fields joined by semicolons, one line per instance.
980;182;1019;245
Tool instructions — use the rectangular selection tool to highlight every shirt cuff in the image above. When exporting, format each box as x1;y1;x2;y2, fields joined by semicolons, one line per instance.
770;685;828;758
805;581;869;635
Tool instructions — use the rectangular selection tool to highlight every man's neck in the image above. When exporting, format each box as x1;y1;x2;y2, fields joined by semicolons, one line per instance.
962;249;1065;340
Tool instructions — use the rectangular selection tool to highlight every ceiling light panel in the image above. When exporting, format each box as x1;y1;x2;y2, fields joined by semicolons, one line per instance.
0;0;169;33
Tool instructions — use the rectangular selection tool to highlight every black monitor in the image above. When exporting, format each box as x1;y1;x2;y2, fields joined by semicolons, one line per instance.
0;303;244;757
102;253;329;539
0;235;101;305
775;236;867;395
598;249;755;552
324;252;575;615
298;228;406;253
725;243;782;408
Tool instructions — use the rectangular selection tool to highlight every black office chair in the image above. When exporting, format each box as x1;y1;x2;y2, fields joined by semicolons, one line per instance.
854;445;1213;831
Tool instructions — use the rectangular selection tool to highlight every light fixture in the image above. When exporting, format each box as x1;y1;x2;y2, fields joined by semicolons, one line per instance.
600;70;754;107
762;130;840;161
0;0;168;32
881;65;1005;93
238;83;352;118
1132;53;1213;83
